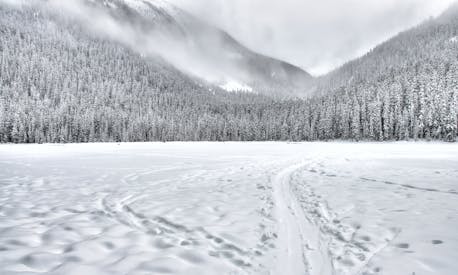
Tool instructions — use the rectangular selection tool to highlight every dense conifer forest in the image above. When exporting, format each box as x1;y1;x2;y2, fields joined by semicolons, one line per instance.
0;3;457;143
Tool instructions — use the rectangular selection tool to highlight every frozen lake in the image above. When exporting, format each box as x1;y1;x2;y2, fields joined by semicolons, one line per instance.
0;142;457;275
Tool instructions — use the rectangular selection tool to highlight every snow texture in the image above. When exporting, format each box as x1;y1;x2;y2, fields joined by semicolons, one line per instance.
219;81;254;93
0;142;457;275
124;0;177;14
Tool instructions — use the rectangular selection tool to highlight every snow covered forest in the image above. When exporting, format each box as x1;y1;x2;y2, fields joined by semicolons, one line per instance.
1;2;458;275
0;2;457;143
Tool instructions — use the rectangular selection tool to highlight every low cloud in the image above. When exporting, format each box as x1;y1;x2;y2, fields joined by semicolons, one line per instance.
0;0;29;7
5;0;249;85
172;0;455;75
5;0;454;79
45;0;232;83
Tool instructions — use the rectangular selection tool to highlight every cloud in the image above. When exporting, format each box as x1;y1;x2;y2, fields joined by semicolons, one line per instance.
171;0;455;75
5;0;454;81
0;0;29;7
14;0;242;84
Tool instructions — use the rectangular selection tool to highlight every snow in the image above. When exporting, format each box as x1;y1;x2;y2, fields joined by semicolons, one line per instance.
449;36;458;43
148;0;176;11
219;80;254;93
0;142;457;275
272;163;308;275
122;0;178;15
122;0;149;11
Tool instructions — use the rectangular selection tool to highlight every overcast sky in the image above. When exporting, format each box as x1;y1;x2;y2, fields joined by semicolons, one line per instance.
172;0;455;75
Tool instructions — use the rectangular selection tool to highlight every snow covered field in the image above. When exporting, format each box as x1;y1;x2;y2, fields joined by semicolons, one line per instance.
0;142;457;275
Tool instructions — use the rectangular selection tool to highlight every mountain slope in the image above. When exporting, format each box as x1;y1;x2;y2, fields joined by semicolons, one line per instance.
304;3;458;140
86;0;313;96
0;2;302;143
312;3;458;95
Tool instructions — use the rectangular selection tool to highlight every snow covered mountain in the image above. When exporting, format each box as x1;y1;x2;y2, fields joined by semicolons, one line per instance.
83;0;313;96
311;2;458;95
303;3;458;141
0;0;456;143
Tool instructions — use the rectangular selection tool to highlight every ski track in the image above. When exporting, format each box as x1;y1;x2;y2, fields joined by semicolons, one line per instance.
272;163;308;275
0;142;457;275
272;162;334;275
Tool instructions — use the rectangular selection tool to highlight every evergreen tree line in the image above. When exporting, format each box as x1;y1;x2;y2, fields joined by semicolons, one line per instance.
0;5;457;143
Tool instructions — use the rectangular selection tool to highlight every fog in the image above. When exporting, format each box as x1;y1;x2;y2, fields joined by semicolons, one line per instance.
2;0;455;82
53;0;242;84
0;0;28;7
2;0;250;85
172;0;455;75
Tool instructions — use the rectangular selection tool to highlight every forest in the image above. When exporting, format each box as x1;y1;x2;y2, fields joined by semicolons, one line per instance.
0;4;457;143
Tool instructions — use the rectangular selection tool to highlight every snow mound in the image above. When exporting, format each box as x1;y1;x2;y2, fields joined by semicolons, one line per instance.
219;81;253;93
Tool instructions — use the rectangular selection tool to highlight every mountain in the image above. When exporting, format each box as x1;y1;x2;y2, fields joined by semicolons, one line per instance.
310;2;458;95
303;3;458;140
0;0;456;143
0;1;301;143
83;0;313;96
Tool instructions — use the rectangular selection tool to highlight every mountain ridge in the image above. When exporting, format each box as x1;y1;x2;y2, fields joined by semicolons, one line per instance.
89;0;313;97
309;2;458;95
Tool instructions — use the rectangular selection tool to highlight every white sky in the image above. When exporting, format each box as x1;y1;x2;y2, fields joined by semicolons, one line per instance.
171;0;455;76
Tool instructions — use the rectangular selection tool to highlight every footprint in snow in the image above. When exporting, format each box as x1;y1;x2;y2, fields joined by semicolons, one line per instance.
395;243;410;249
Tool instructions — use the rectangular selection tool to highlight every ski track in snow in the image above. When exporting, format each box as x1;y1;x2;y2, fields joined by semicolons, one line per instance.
272;162;334;275
0;142;457;275
272;163;308;275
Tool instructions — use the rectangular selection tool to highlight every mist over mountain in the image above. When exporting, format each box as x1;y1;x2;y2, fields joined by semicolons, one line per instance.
172;0;456;76
0;0;456;143
311;2;458;94
27;0;312;97
305;3;458;140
